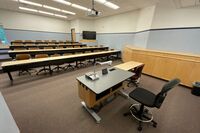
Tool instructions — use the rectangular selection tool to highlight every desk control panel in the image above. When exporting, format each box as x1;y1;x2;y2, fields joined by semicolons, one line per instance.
109;68;116;71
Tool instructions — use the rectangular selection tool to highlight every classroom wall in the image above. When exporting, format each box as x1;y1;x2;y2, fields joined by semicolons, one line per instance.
147;0;200;54
0;9;70;43
134;5;156;48
70;19;95;41
94;10;139;49
95;0;200;54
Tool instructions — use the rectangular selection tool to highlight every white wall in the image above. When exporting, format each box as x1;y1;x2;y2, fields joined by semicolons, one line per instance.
70;19;79;32
136;5;156;31
78;19;95;33
152;0;200;29
0;9;70;33
94;10;139;33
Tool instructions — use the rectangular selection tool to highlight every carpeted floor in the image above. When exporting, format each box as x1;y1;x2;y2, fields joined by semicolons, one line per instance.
0;60;200;133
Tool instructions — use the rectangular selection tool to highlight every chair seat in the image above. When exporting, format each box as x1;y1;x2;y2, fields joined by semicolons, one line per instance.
129;87;156;107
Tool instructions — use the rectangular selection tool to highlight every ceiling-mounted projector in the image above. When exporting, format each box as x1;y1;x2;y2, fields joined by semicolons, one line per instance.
87;8;101;17
87;0;101;17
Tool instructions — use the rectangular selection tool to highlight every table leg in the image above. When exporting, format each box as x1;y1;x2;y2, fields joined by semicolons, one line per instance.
49;65;53;75
81;101;101;123
7;72;13;81
118;89;129;99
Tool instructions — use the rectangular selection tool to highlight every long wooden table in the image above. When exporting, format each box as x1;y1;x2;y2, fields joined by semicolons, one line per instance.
10;44;87;50
11;41;78;44
8;47;109;59
2;50;121;81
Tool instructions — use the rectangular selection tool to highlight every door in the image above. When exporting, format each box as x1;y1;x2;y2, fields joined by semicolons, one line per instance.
71;28;76;43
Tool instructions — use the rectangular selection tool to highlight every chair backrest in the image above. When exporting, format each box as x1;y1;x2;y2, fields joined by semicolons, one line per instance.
24;40;32;43
51;54;60;57
36;40;42;42
35;54;49;58
63;53;73;56
44;40;49;43
44;47;53;49
28;47;38;50
131;64;145;80
12;43;23;46
13;40;23;43
14;48;26;50
16;54;31;60
154;78;181;108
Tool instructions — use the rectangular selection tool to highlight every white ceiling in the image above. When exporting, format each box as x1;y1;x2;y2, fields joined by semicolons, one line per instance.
0;0;159;20
174;0;200;8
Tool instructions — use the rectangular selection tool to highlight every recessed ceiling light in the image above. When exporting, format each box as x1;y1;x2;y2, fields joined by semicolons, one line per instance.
61;10;76;15
38;10;54;16
19;6;38;12
71;4;89;11
95;0;119;10
104;2;119;9
53;0;72;6
43;5;61;11
95;0;106;4
55;14;67;18
19;0;42;7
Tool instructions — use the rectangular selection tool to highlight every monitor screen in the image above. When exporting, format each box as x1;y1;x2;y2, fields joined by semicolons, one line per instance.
82;31;96;40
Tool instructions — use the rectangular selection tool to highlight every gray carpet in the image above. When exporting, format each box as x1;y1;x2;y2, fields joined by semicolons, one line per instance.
0;60;200;133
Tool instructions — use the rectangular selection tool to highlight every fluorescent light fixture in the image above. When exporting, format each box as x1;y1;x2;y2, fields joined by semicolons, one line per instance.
87;9;92;12
43;5;61;11
61;10;76;15
19;0;42;7
53;0;72;6
38;10;54;16
71;4;89;11
55;14;67;18
95;0;106;4
19;6;38;12
104;1;119;9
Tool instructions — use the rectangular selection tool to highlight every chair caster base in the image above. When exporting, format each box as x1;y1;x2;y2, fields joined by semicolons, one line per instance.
153;122;157;128
138;126;142;131
123;112;131;116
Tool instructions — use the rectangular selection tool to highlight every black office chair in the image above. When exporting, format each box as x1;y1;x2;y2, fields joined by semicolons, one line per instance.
124;78;181;131
127;64;145;87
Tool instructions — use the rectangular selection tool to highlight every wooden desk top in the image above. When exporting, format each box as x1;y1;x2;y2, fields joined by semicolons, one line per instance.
8;47;108;53
2;50;120;67
80;39;97;43
11;43;84;46
114;61;144;71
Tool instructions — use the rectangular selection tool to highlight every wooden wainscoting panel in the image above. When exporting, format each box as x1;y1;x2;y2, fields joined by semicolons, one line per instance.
123;45;200;88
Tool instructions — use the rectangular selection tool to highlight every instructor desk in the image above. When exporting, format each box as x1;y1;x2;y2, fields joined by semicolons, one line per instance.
77;68;133;123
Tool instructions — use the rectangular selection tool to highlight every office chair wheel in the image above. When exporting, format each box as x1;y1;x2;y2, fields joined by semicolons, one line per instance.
138;126;142;131
123;112;131;116
153;122;157;128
